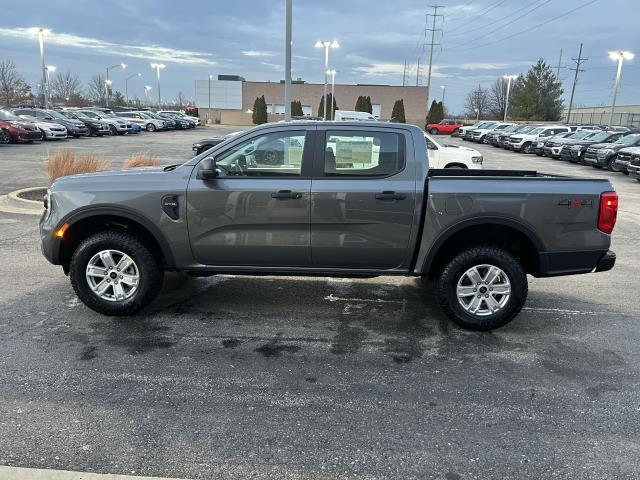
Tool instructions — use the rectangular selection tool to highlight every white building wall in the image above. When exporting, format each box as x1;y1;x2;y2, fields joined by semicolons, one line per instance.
195;79;242;110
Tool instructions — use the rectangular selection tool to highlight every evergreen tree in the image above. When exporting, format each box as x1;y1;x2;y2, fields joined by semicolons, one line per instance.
509;59;564;121
252;95;268;124
391;99;406;123
364;96;373;114
291;100;304;117
318;94;339;119
355;96;365;112
425;99;440;126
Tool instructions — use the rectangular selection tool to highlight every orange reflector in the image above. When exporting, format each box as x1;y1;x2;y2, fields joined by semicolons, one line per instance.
54;223;69;239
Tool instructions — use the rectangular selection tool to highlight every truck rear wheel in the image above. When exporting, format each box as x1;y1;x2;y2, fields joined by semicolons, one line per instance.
69;230;163;316
435;246;528;331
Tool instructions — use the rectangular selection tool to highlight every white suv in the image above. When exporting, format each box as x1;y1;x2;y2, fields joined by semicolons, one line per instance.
471;122;513;143
425;134;483;169
508;125;571;154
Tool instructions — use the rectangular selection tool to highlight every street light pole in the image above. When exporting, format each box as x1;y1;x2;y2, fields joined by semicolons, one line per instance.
37;28;50;108
125;73;141;105
441;85;446;105
327;69;336;120
45;65;55;107
608;51;634;128
150;64;165;109
284;0;293;122
208;74;212;124
502;75;517;122
105;63;126;107
144;86;152;107
315;40;339;119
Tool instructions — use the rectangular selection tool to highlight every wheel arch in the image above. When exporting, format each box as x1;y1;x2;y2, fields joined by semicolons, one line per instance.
56;207;176;270
421;217;545;279
443;162;468;169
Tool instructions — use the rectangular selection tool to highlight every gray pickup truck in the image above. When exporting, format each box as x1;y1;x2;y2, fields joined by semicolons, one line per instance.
40;121;618;330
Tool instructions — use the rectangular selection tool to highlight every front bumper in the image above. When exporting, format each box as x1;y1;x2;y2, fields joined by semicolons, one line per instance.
583;152;611;167
43;130;68;139
629;165;640;179
543;146;564;158
614;159;631;172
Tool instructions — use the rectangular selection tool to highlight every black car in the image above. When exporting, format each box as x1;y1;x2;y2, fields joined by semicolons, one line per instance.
612;147;640;174
497;125;535;149
542;130;599;159
582;132;640;171
58;110;110;136
192;137;227;155
534;131;573;156
487;124;519;147
13;108;89;137
559;130;627;164
159;112;195;128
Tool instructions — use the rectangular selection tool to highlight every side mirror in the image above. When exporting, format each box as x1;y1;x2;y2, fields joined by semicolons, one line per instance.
44;116;53;120
199;157;218;180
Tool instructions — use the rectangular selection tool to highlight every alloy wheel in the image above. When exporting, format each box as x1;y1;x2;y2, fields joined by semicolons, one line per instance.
85;249;139;302
456;264;511;317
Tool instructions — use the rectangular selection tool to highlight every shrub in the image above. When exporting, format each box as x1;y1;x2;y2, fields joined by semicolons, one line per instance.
43;150;111;184
391;99;406;123
123;153;160;168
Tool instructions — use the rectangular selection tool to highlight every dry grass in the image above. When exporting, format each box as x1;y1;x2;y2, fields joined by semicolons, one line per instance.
123;153;160;169
43;150;112;184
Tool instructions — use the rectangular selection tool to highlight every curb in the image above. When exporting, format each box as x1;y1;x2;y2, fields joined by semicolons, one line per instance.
0;186;46;216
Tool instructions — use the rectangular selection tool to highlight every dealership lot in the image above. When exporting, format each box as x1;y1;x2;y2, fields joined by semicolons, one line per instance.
0;131;639;479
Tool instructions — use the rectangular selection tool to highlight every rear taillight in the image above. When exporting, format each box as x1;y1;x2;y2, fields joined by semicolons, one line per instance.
598;192;618;234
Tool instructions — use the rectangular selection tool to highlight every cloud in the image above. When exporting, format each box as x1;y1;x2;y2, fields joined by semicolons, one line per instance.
353;62;452;78
0;27;217;65
241;50;275;57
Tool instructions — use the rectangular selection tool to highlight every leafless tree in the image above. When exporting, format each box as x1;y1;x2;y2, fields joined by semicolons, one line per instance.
86;74;108;107
50;71;82;104
176;91;185;110
488;77;509;120
463;85;490;120
0;60;31;105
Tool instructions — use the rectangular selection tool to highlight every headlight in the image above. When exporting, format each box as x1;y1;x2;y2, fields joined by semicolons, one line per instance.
194;143;202;148
598;149;615;157
472;156;483;164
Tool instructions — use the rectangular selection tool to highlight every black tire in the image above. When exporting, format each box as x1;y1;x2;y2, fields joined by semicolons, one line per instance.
146;123;156;132
69;230;164;316
607;157;621;172
0;130;9;144
109;124;118;136
430;128;438;135
435;246;528;331
522;142;532;154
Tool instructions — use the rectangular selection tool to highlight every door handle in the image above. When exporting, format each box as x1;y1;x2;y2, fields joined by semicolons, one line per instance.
271;190;302;200
375;191;406;201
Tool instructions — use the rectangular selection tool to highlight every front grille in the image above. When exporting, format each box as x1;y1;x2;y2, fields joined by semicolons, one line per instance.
586;147;599;154
617;152;631;161
25;131;42;139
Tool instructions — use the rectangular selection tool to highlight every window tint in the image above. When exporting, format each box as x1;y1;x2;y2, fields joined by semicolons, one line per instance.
323;130;403;177
215;130;306;177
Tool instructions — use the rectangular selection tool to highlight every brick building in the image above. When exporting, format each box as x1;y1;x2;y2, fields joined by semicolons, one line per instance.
194;76;428;127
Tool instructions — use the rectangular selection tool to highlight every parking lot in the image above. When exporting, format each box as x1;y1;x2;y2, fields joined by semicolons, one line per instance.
1;129;639;479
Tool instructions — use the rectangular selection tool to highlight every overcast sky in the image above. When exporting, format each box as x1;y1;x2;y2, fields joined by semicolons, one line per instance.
0;0;638;114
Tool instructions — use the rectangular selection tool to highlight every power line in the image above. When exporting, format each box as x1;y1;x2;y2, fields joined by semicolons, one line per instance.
445;0;547;38
469;0;600;49
447;0;553;50
425;5;444;92
445;0;509;34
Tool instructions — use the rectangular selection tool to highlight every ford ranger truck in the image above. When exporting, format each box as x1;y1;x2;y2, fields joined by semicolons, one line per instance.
40;122;618;331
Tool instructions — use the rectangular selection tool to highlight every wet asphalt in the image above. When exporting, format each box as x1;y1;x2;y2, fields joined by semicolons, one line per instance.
0;130;639;479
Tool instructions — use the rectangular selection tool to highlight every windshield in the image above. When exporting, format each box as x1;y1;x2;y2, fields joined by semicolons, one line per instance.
615;134;640;145
43;110;66;120
587;132;613;142
502;125;519;132
0;109;21;121
515;126;535;134
17;115;39;122
569;130;592;140
529;127;544;134
494;124;510;131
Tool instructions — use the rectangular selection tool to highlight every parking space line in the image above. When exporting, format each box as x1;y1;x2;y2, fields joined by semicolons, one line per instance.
0;466;192;480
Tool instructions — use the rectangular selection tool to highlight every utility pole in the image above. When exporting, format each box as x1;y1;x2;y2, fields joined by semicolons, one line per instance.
567;43;587;124
556;48;563;78
415;58;421;86
425;5;443;116
402;59;408;87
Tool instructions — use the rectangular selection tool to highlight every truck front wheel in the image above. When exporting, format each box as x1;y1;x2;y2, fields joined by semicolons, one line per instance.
69;230;164;316
435;246;528;331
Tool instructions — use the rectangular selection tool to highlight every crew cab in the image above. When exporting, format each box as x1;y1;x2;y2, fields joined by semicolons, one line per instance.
426;119;464;135
582;132;640;171
508;125;571;153
425;134;483;169
40;122;618;331
560;130;626;164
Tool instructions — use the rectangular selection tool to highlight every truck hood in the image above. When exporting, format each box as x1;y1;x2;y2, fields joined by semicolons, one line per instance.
51;167;168;190
441;144;480;155
589;142;618;150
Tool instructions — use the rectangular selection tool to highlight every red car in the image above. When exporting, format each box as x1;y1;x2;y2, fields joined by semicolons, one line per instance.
0;109;43;144
426;119;464;135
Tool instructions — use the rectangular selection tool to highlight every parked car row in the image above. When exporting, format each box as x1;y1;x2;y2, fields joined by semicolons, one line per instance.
0;106;200;145
460;120;640;182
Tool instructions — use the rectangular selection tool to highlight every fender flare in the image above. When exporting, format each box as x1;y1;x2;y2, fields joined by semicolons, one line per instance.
56;205;176;268
420;215;546;274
